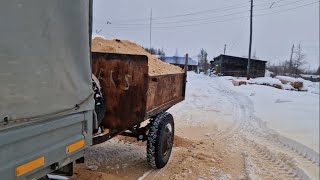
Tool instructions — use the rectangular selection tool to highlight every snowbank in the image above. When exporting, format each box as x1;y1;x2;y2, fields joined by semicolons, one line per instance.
230;75;319;94
275;76;304;83
250;77;282;86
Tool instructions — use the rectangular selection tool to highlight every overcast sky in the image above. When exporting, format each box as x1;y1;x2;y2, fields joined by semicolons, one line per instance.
93;0;319;70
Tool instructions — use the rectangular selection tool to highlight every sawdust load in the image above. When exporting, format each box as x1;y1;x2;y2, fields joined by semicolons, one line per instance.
92;37;184;76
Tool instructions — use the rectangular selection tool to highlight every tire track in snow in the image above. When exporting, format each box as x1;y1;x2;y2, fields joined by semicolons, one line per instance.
204;77;315;179
166;74;317;179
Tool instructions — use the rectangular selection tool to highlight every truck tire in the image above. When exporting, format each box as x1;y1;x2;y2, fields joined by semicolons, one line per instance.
147;112;174;169
92;75;106;126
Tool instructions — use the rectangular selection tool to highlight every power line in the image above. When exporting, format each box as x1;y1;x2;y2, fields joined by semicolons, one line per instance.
96;1;318;29
255;0;314;10
111;10;249;26
112;0;310;26
255;1;319;17
95;16;249;29
106;0;303;25
255;0;289;7
230;17;249;51
152;3;250;20
110;1;251;23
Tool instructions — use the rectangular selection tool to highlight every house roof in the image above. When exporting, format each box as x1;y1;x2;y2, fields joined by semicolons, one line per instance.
164;56;198;66
211;54;267;63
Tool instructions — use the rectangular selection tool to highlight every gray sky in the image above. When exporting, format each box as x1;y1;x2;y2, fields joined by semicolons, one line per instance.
93;0;319;70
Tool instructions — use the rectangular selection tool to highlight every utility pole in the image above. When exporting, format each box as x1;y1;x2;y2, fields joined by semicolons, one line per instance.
289;44;295;75
184;54;189;74
224;44;226;55
247;0;253;80
149;8;152;49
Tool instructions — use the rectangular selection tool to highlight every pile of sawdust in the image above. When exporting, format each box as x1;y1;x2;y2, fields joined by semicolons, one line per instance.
92;37;184;76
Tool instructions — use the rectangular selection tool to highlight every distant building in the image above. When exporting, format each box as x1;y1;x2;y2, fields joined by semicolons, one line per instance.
163;56;198;72
210;54;267;77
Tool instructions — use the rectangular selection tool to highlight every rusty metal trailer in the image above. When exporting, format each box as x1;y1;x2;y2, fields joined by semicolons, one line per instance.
90;52;186;168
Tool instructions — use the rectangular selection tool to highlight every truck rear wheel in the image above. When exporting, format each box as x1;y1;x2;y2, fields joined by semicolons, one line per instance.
147;112;174;169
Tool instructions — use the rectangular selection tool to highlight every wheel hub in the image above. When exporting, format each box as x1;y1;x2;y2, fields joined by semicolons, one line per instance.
162;123;173;158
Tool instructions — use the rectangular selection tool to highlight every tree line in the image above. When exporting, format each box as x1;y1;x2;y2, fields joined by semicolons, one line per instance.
267;43;319;77
144;47;166;61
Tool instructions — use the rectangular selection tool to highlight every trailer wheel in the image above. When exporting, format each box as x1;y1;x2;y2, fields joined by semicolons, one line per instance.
147;112;174;169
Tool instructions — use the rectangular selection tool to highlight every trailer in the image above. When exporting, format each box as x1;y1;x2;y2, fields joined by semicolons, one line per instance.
91;52;186;168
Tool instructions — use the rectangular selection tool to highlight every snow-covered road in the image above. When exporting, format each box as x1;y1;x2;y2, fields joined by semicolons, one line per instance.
74;72;319;180
169;72;319;179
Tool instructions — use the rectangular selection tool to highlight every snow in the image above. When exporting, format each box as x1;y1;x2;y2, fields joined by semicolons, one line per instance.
275;76;304;83
235;84;319;152
229;75;319;94
250;77;282;86
137;170;152;180
172;72;319;153
265;70;272;77
282;83;295;90
47;175;69;180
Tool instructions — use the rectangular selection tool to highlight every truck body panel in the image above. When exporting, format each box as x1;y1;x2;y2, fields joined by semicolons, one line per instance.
0;1;94;179
0;0;93;128
0;111;93;180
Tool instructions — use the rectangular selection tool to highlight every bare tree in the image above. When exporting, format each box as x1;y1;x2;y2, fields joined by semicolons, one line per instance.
144;47;166;61
288;44;295;75
159;48;165;61
197;48;210;74
293;44;307;77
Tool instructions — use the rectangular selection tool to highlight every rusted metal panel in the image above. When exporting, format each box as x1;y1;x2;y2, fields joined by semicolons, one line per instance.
146;73;185;116
91;52;186;131
92;53;149;130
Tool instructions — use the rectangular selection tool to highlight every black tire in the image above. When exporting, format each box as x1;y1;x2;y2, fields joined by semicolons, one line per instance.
92;76;106;126
92;75;106;134
147;112;174;169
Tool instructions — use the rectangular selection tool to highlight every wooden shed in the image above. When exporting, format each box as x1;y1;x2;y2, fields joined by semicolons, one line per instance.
210;54;267;77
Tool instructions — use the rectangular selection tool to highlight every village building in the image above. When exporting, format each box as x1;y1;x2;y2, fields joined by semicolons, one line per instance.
163;56;199;72
210;54;267;77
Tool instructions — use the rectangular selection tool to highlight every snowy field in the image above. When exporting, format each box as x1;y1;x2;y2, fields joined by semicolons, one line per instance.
169;72;319;179
234;82;320;153
173;72;319;153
